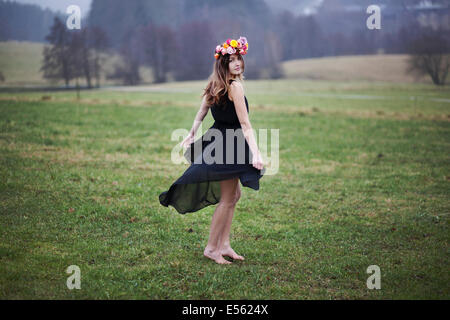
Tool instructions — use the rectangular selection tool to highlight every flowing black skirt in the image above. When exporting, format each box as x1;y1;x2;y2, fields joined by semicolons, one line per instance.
158;122;265;214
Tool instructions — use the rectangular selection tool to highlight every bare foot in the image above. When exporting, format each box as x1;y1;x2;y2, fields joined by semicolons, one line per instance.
203;248;232;264
220;247;245;261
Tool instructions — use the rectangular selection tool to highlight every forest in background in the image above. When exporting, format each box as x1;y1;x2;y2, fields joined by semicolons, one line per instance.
1;0;449;83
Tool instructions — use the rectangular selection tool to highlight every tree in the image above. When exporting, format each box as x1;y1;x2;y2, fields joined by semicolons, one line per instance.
173;21;215;81
70;29;94;89
108;29;142;85
263;31;284;79
86;26;110;88
140;23;178;83
41;17;111;89
406;28;450;86
40;17;73;87
69;30;88;98
286;14;326;59
273;10;297;61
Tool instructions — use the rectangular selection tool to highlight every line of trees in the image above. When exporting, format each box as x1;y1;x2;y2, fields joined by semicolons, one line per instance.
40;17;109;89
40;17;279;87
107;21;216;85
105;20;283;85
39;4;450;87
88;0;282;83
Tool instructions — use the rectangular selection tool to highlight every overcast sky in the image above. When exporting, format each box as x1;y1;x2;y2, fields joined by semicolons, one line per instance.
10;0;92;17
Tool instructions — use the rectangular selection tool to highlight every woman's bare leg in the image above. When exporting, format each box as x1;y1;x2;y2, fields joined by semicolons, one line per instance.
203;178;239;264
219;183;244;260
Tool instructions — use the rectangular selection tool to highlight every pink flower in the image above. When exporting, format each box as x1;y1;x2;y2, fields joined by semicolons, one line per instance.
216;45;222;53
226;38;231;45
238;36;247;45
221;48;227;55
227;46;236;54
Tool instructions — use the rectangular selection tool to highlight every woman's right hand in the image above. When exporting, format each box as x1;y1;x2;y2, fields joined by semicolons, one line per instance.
252;151;264;171
181;132;195;148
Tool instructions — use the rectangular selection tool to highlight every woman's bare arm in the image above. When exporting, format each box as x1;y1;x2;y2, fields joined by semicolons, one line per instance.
229;81;262;167
188;95;209;136
181;96;210;148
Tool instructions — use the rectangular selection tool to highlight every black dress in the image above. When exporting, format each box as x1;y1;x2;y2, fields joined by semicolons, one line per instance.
158;80;265;214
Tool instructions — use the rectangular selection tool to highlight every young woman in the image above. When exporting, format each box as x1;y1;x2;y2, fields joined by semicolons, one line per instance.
159;36;265;265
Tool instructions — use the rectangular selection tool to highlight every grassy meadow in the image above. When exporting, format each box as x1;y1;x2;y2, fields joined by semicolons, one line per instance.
0;77;449;299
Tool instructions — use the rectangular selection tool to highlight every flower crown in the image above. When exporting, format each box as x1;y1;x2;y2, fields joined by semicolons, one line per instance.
214;36;249;59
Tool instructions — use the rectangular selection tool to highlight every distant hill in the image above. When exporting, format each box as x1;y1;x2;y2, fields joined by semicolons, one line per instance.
0;0;64;42
281;54;430;83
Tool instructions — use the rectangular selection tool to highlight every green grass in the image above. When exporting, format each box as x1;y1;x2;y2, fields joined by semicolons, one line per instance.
0;79;449;299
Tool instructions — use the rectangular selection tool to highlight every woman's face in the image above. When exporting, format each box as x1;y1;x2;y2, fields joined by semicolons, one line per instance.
228;54;242;77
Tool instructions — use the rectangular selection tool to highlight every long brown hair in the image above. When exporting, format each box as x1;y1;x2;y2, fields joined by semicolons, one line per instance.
202;53;245;108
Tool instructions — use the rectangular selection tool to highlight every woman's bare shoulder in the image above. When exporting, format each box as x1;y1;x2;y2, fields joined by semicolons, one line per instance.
230;80;244;90
229;80;244;101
